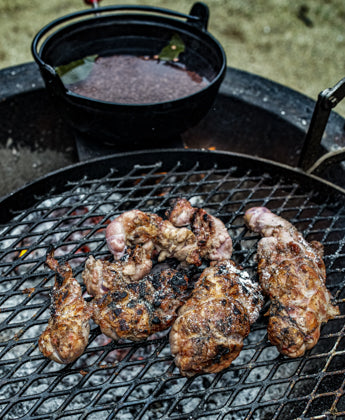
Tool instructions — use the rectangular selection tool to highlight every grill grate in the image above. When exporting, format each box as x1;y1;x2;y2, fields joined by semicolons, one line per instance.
0;150;344;419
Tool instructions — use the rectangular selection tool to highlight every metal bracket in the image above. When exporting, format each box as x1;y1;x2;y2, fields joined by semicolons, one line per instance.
298;77;345;172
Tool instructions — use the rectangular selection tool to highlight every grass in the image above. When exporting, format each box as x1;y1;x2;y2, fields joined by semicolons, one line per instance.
0;0;344;116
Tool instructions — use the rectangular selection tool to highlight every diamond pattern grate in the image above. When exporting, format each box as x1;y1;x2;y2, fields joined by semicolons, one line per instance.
0;150;344;419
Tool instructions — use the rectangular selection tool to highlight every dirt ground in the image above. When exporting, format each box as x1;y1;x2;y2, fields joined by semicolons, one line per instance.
1;0;344;117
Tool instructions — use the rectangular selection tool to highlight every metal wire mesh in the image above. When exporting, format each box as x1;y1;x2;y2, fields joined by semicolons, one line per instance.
0;151;344;419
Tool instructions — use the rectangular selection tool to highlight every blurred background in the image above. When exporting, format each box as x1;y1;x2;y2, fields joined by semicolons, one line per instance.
1;0;345;116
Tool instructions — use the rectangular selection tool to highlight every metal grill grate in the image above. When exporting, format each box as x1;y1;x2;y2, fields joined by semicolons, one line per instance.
0;150;344;419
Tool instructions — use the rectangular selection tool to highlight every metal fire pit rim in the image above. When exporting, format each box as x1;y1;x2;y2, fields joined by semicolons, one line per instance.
1;148;345;221
3;63;344;137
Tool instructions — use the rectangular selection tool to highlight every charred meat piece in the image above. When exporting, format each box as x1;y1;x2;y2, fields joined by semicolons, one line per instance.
170;260;263;377
167;198;233;261
91;267;190;341
39;253;91;364
244;207;340;358
106;209;201;266
82;243;154;296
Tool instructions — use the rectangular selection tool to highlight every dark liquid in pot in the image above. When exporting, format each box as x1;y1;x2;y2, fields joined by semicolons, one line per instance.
66;55;210;104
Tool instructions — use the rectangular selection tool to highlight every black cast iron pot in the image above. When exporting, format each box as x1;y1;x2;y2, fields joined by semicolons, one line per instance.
31;3;226;148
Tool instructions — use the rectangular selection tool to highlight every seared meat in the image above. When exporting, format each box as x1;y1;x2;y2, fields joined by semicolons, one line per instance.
106;200;232;267
39;253;91;364
169;260;263;376
167;198;233;261
106;210;156;259
91;268;190;341
168;197;195;226
244;207;340;358
106;209;201;266
82;243;154;296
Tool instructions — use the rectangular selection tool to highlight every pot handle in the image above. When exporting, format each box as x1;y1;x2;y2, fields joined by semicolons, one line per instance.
298;77;345;175
32;3;210;65
188;2;210;31
75;3;207;27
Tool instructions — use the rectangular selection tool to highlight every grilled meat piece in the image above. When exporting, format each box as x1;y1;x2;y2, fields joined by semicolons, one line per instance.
106;209;201;266
91;268;190;341
106;210;156;259
167;198;233;261
83;243;154;296
39;253;91;364
244;206;340;358
170;260;263;376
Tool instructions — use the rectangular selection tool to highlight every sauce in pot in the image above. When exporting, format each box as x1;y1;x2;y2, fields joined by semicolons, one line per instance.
65;55;210;104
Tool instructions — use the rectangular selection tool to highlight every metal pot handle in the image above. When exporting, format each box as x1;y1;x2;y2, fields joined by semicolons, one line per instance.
32;3;210;72
187;2;209;30
298;77;345;175
83;1;210;30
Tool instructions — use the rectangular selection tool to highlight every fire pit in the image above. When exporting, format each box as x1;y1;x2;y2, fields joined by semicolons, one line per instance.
0;149;344;419
1;44;345;416
2;19;345;413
